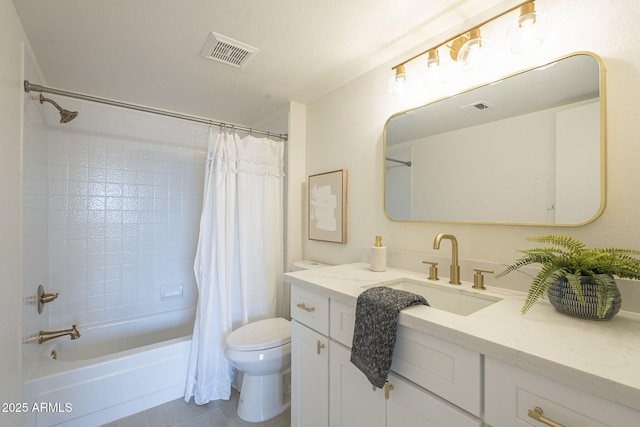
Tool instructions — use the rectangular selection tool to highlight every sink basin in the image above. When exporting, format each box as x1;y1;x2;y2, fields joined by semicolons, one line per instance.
364;278;502;316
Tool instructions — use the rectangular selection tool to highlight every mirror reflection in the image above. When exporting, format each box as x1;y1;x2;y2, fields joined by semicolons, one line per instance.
384;53;604;225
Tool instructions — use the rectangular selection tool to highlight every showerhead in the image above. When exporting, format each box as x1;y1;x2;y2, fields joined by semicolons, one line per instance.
39;94;78;123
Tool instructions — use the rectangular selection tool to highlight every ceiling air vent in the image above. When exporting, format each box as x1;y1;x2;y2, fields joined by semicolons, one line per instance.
459;101;494;113
200;32;258;68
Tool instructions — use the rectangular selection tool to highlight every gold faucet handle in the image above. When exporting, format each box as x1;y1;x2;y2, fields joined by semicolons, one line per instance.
422;260;439;281
472;268;494;290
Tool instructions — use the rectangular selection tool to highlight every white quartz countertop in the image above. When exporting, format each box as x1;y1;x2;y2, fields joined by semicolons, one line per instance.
284;262;640;412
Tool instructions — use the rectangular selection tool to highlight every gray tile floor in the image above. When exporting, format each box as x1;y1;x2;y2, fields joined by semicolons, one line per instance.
101;390;290;427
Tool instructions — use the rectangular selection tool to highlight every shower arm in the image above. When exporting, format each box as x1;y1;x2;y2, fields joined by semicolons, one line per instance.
24;80;288;141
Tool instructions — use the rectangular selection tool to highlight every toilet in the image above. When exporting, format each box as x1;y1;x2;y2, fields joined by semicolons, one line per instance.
224;260;330;422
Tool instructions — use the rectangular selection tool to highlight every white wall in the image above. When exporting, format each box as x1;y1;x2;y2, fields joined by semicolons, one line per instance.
22;50;50;382
410;108;556;223
303;0;640;309
555;101;602;223
0;0;29;422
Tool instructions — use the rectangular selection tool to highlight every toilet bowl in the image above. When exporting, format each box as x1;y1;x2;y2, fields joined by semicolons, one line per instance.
224;260;330;422
224;317;292;422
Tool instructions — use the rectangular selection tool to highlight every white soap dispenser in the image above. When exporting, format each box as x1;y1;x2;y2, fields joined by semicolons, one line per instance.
370;235;387;272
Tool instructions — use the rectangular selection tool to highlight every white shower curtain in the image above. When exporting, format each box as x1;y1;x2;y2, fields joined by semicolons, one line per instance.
185;127;284;404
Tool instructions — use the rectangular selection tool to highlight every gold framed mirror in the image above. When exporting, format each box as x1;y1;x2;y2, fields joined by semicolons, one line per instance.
384;52;605;225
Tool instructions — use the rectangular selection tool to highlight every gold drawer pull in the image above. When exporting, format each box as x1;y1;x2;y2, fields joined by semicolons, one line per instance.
316;340;325;355
296;302;316;312
528;407;565;427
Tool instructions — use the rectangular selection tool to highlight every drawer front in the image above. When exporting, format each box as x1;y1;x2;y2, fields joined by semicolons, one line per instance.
290;285;329;335
329;300;356;347
485;357;640;427
391;325;482;417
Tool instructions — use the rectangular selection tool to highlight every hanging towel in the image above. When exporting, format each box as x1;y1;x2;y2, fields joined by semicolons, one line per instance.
350;286;428;388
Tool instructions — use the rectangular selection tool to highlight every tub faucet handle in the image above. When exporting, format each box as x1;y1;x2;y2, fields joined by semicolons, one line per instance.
37;284;59;314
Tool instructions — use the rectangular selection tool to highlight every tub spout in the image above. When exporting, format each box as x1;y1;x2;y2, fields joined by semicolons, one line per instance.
38;324;80;344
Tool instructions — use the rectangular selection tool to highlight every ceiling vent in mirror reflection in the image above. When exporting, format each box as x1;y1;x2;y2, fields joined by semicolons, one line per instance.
460;101;494;113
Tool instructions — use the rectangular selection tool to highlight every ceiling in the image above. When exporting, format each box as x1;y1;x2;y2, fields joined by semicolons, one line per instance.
13;0;511;130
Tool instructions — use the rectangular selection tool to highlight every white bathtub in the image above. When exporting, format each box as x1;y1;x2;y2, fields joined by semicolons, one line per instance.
24;308;195;427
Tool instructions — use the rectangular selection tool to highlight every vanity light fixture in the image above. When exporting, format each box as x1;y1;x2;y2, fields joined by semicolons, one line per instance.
390;0;547;91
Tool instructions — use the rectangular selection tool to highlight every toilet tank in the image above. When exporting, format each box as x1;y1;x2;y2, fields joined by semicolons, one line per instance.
291;260;331;271
284;260;330;319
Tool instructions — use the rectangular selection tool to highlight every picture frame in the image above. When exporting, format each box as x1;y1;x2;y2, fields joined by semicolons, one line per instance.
308;169;347;243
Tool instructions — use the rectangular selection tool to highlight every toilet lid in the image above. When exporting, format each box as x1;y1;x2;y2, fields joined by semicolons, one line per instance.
226;317;291;351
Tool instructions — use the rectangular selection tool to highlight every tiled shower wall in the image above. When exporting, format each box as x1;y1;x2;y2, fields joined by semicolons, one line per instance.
43;97;207;328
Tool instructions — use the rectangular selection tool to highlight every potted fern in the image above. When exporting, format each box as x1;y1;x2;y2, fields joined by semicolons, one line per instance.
497;235;640;320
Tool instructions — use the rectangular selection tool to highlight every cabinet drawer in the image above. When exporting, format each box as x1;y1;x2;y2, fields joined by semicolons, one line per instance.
391;325;481;417
290;285;329;335
330;299;356;347
485;357;640;427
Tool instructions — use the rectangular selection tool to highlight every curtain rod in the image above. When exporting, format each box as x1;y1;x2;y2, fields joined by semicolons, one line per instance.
385;157;412;167
23;80;288;141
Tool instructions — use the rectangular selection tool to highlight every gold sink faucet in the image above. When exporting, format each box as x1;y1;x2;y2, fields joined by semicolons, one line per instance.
433;233;461;285
38;324;80;344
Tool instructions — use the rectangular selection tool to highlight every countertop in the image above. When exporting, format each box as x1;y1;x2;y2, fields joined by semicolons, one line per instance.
284;262;640;412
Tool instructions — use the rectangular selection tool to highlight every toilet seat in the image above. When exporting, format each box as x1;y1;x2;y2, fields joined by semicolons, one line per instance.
226;317;291;351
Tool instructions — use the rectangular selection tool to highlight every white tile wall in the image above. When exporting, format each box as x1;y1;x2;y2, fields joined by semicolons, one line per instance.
43;98;207;328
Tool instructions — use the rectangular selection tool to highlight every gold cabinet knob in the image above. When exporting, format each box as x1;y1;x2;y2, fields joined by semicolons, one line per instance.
316;340;325;355
384;381;394;400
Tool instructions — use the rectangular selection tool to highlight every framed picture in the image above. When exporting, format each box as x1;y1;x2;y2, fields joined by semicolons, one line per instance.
308;169;347;243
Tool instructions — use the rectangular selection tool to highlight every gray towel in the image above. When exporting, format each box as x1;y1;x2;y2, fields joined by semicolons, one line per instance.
350;286;428;388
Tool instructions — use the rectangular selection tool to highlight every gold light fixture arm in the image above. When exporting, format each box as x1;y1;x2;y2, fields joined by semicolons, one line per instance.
391;0;535;71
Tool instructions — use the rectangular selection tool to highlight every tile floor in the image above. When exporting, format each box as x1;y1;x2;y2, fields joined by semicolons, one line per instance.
101;391;290;427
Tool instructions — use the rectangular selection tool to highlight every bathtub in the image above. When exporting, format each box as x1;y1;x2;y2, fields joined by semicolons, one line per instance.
24;308;195;427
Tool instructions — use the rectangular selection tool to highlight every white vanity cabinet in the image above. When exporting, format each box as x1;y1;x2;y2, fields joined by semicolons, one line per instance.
290;286;330;427
287;263;640;427
485;357;640;427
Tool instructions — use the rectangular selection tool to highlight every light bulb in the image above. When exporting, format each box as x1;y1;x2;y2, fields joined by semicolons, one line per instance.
457;29;491;71
420;50;445;86
388;65;411;97
508;3;549;53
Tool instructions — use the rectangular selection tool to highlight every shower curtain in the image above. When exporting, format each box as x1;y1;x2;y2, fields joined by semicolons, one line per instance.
185;127;284;404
